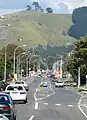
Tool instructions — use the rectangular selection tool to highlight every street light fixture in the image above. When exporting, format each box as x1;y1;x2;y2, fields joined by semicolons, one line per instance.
4;39;22;81
14;44;26;74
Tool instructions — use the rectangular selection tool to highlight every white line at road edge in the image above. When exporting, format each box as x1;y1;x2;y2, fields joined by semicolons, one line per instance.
34;102;38;109
29;115;34;120
78;94;87;118
65;86;87;118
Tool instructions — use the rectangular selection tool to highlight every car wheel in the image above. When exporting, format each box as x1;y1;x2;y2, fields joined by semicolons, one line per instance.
24;98;27;104
14;116;16;120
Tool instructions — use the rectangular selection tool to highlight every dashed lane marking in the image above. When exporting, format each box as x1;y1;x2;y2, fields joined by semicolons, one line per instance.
68;105;73;107
34;102;38;110
29;115;34;120
43;103;48;105
55;104;61;106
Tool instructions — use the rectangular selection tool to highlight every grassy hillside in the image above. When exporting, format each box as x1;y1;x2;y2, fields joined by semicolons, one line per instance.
0;11;76;48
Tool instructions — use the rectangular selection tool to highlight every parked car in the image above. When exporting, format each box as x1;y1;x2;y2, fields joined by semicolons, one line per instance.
55;80;64;87
15;81;29;91
5;84;27;104
0;92;17;120
0;81;9;91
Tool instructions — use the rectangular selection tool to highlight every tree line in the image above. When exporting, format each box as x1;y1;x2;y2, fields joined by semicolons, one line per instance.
26;1;53;13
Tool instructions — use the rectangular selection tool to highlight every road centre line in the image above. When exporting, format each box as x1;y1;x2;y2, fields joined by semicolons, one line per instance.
55;104;61;106
43;103;48;105
29;115;34;120
68;105;73;107
34;101;38;109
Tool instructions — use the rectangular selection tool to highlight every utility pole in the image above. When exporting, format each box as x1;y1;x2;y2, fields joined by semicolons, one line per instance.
60;56;63;78
78;67;80;89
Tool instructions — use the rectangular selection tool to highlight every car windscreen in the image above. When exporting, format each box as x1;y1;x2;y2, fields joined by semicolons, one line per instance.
0;95;9;103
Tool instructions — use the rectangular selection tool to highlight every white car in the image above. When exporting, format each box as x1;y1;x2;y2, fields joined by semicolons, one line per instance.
15;81;29;91
5;84;27;104
55;80;64;87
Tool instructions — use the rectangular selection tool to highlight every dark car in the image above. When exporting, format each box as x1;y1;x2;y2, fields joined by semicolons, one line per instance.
0;93;17;120
0;82;9;91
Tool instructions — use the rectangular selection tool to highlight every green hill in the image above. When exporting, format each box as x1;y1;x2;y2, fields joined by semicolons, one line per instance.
0;11;76;48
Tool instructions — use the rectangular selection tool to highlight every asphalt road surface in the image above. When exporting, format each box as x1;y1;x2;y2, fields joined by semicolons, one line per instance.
15;77;87;120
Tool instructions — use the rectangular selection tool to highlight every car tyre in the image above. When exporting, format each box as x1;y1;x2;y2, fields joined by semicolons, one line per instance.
14;116;16;120
24;98;27;104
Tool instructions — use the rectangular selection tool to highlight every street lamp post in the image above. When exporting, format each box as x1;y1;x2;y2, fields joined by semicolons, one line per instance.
26;53;31;77
14;44;26;74
77;58;81;89
20;54;28;80
78;67;80;89
16;52;26;79
4;39;22;81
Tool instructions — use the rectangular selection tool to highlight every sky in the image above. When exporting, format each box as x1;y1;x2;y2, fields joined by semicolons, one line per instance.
0;0;87;15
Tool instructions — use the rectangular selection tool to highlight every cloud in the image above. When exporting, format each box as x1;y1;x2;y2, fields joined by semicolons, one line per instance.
40;0;87;13
0;0;87;14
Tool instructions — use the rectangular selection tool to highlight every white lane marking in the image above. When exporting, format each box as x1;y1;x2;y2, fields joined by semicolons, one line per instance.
78;105;87;119
78;94;87;118
29;115;34;120
34;102;38;109
68;105;73;107
78;96;84;105
34;80;55;101
55;104;61;106
43;103;48;105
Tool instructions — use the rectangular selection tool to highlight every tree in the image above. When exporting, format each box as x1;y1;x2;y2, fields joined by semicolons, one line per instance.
32;2;39;11
0;44;25;75
67;36;87;84
26;5;32;11
46;7;53;13
68;6;87;39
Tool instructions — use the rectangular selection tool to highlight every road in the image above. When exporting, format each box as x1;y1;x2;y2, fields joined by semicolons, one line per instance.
15;77;87;120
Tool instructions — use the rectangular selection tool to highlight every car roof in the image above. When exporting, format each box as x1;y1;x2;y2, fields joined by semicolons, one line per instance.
7;84;24;87
0;92;10;97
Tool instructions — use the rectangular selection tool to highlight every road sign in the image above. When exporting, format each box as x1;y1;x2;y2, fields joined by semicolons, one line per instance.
14;74;17;80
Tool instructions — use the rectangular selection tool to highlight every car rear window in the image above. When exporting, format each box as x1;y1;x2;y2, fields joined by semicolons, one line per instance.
0;95;9;102
7;86;24;91
57;81;63;83
15;82;24;84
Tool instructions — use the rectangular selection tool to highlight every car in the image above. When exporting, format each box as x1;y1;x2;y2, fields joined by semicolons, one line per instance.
15;81;29;91
0;92;17;120
40;82;48;87
0;81;9;91
43;82;48;87
55;80;64;87
0;115;9;120
5;84;27;104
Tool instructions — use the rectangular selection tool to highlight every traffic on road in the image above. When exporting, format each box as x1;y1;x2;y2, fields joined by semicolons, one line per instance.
0;75;86;120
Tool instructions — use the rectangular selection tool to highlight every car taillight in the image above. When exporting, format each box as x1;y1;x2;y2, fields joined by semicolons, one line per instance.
3;106;10;110
20;92;26;94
